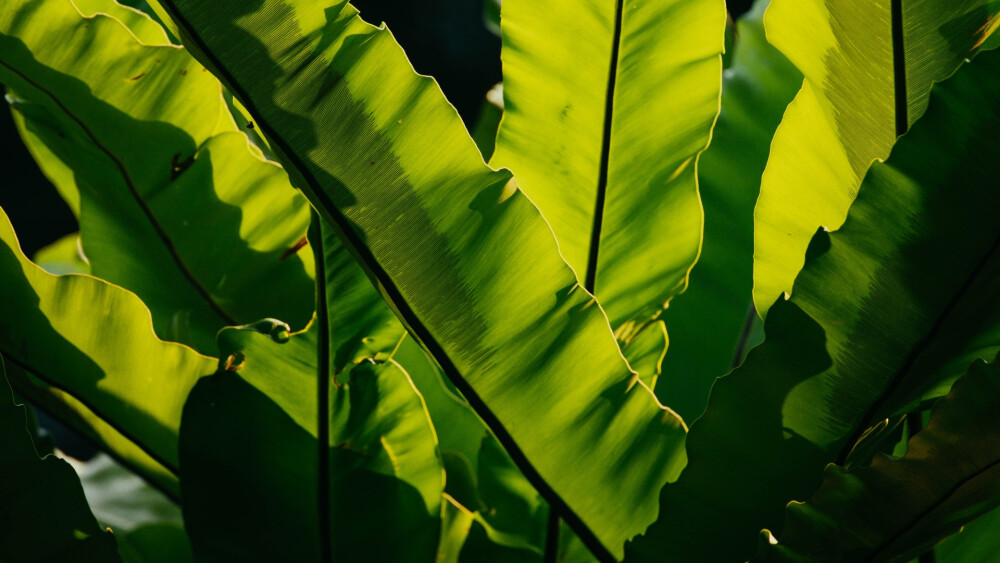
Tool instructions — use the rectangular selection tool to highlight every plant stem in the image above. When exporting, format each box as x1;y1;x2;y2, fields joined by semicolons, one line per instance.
310;210;332;563
544;509;561;563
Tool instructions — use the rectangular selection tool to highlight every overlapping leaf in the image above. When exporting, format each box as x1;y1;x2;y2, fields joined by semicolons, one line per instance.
1;0;313;355
0;205;216;496
935;505;1000;561
656;0;801;420
180;255;444;563
753;0;1000;314
491;0;724;334
0;358;122;563
763;355;1000;562
69;454;193;563
627;46;1000;562
155;0;689;557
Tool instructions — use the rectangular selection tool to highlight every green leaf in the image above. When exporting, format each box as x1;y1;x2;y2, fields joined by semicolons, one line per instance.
763;354;1000;562
440;496;476;563
180;324;444;562
313;214;489;483
627;46;1000;562
1;0;314;355
753;0;1000;314
69;454;192;563
317;214;564;558
490;0;725;331
0;357;122;563
655;0;802;420
155;0;688;557
0;204;216;497
935;505;1000;562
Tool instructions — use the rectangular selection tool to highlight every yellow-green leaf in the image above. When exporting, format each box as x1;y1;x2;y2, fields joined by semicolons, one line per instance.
752;0;1000;314
491;0;725;331
154;0;688;557
627;45;1000;563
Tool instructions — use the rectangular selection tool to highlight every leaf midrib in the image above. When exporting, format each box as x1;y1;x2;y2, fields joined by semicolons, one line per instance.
154;3;616;561
0;352;180;484
0;59;238;327
865;453;1000;561
835;231;1000;465
583;0;625;294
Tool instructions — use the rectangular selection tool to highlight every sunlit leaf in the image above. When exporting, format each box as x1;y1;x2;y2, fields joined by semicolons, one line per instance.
491;0;724;333
627;46;1000;563
753;0;1000;314
656;0;801;420
1;0;314;354
154;0;689;557
0;204;216;496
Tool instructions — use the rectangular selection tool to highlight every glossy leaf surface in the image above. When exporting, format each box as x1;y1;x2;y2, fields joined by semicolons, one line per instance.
156;0;689;557
763;355;1000;562
318;216;563;558
1;0;313;354
753;0;1000;313
0;204;216;496
628;47;1000;562
656;0;801;420
492;0;725;330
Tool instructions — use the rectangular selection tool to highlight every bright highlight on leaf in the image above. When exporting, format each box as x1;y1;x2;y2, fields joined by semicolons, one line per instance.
753;0;1000;315
1;0;1000;561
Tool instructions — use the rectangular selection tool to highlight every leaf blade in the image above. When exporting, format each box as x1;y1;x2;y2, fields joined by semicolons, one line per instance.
155;0;688;556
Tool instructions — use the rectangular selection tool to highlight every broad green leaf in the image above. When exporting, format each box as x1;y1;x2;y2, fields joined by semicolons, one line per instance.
4;366;180;498
68;454;193;563
656;0;801;420
0;0;313;355
0;204;216;497
753;0;1000;314
935;504;1000;561
318;215;562;558
491;0;725;331
156;0;688;557
180;324;444;562
763;355;1000;562
627;47;1000;562
0;358;122;563
314;214;482;463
